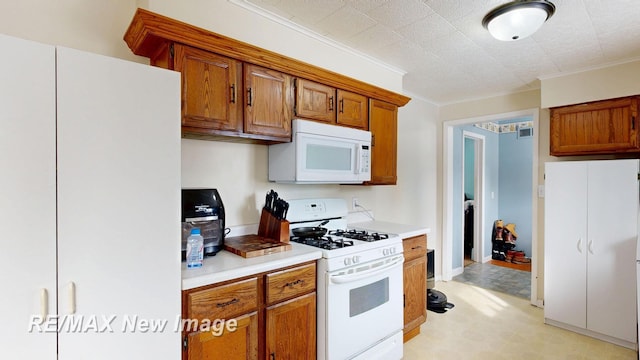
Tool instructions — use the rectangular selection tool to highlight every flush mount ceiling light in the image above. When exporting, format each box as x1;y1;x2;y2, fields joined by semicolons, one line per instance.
482;0;556;41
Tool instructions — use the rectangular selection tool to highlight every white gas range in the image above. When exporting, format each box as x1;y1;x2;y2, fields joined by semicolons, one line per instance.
287;198;404;360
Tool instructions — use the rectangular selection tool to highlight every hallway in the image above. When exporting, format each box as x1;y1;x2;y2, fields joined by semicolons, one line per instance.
453;261;531;299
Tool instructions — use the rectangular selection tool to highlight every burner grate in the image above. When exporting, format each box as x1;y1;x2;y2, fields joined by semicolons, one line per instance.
329;229;390;242
290;235;354;250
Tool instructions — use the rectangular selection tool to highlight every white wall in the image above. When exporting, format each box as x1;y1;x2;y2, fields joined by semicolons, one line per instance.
541;60;640;108
0;1;142;63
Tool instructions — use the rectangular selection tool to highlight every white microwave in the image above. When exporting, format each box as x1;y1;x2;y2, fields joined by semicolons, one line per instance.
268;119;372;184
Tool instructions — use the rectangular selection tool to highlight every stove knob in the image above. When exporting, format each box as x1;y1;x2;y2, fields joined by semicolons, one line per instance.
383;249;389;256
390;247;396;255
352;256;360;264
344;258;352;266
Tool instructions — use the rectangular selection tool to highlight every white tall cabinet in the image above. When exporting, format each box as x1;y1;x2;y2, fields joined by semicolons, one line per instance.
544;159;638;349
0;34;181;358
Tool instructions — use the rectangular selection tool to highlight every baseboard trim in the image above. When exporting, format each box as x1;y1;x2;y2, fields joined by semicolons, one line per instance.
544;318;637;350
451;266;463;277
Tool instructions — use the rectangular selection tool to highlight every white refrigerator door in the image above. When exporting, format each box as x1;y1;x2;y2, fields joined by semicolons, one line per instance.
55;47;181;359
0;34;57;359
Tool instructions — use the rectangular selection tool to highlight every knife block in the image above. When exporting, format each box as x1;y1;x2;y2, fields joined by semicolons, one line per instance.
258;208;290;243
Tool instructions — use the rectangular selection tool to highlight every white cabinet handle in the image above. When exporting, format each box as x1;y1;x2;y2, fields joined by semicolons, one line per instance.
68;282;76;314
40;289;48;323
577;238;582;253
588;240;594;255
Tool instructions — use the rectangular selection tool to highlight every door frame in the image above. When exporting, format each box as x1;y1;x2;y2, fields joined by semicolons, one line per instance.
442;108;540;306
462;131;485;264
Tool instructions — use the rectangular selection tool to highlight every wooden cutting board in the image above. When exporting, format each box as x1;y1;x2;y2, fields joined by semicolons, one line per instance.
224;234;292;258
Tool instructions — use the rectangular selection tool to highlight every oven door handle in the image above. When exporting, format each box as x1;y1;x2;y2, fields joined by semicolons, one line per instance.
329;255;404;284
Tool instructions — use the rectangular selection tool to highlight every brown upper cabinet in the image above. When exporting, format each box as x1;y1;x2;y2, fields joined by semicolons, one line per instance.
294;80;368;130
337;90;369;130
295;78;336;123
124;8;409;144
550;96;639;156
152;43;291;143
172;44;243;135
244;64;293;141
368;99;398;185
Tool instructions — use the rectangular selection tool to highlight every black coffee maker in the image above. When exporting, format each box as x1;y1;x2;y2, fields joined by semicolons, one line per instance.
181;189;226;259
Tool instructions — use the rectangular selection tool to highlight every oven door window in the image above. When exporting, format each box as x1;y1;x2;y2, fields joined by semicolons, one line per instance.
350;278;389;317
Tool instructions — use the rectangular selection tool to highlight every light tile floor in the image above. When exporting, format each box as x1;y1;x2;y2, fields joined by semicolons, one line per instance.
453;261;531;299
404;281;636;359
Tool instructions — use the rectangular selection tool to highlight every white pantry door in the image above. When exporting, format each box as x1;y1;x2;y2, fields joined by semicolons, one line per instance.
55;47;181;359
544;161;588;329
0;34;57;359
586;159;638;343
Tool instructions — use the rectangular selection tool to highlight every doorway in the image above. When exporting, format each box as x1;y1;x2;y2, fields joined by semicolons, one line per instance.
442;109;540;306
462;131;484;267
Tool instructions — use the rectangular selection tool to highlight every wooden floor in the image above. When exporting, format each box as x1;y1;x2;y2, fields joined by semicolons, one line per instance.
464;256;531;272
488;259;531;272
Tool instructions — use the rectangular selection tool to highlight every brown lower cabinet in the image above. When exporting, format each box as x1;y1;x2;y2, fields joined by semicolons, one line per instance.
182;262;316;360
186;311;259;360
266;293;316;360
402;234;427;342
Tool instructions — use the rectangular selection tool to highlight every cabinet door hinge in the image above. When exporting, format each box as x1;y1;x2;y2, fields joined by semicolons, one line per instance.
637;173;640;181
169;43;174;59
182;335;188;350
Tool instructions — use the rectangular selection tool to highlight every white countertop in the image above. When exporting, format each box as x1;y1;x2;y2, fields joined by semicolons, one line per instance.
349;220;430;239
181;242;322;290
181;220;429;290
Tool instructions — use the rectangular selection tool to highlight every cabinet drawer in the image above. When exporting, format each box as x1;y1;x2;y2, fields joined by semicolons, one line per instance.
403;235;427;262
266;263;316;305
187;277;258;321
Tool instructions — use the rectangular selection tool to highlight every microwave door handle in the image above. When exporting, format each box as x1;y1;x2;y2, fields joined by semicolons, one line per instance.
355;145;361;174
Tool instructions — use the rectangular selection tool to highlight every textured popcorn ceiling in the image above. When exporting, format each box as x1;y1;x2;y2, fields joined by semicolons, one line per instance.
236;0;640;104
